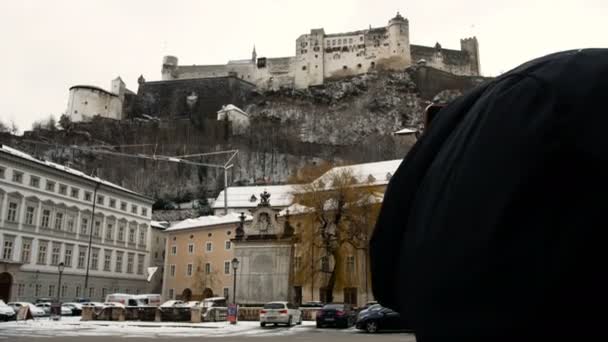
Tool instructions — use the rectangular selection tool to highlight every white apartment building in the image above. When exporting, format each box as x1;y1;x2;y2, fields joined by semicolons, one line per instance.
0;144;154;303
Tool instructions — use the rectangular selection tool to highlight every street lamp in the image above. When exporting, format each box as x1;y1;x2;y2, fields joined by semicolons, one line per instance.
231;258;239;304
56;262;65;302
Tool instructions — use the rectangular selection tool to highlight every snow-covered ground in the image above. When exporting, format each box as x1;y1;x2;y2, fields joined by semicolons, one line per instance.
0;317;358;338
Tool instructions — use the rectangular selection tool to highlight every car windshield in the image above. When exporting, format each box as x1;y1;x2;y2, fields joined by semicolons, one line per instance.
264;303;286;309
323;304;344;310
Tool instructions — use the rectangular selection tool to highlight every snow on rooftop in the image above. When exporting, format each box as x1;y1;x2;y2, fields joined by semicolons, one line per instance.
151;221;169;229
278;203;314;217
314;159;402;189
212;185;295;209
0;144;150;201
394;127;417;135
166;212;252;232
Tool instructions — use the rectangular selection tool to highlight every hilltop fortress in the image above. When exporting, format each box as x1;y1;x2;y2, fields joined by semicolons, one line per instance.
161;13;480;90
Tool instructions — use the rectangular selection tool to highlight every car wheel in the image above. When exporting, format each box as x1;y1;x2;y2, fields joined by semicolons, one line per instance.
287;316;293;326
297;315;303;325
260;322;266;327
365;321;379;333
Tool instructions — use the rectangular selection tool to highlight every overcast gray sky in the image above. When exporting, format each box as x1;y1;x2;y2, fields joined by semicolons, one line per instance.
1;0;606;131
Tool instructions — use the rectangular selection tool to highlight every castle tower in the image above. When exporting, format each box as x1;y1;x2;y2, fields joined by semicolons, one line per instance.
161;55;179;80
252;45;257;62
387;12;411;68
111;76;126;100
460;37;481;76
294;28;325;89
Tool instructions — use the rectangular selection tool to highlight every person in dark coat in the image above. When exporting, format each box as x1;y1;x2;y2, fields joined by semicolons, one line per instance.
370;49;608;341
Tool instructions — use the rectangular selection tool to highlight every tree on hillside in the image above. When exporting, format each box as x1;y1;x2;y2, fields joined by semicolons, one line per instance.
292;165;382;303
59;114;73;130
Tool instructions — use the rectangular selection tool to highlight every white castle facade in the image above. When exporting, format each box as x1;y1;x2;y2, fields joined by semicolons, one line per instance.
161;13;481;90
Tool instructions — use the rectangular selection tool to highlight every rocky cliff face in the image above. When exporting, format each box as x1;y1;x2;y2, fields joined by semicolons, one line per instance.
2;66;488;204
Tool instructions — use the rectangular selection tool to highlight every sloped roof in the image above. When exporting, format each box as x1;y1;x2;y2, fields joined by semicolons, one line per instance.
212;185;295;209
0;144;152;202
166;212;252;232
313;159;402;189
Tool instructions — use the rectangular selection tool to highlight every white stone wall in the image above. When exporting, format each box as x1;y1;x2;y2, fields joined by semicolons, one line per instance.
0;149;154;302
66;87;123;122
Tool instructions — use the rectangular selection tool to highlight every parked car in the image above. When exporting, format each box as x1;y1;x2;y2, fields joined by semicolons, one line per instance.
0;300;16;321
184;301;200;308
260;301;303;327
62;303;83;316
355;306;410;333
316;303;356;328
34;298;54;304
103;302;126;308
357;303;382;319
8;302;46;317
160;300;185;308
358;301;378;311
80;302;104;309
300;301;324;308
200;297;227;322
73;297;91;303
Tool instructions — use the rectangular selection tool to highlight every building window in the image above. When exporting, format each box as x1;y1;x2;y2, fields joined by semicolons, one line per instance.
223;288;229;302
170;264;176;277
59;184;67;195
294;256;302;270
45;180;55;192
88;287;94;298
12;171;23;183
61;285;67;297
104;250;112;271
118;225;125;241
131;205;137;214
80;218;89;235
141;208;148;216
169;289;174;299
0;166;4;179
64;246;73;267
94;220;101;237
75;286;80;297
302;66;307;71
106;224;114;240
37;242;48;264
342;65;347;70
102;288;108;299
347;255;355;273
29;176;40;188
6;202;18;222
127;253;134;273
35;284;41;297
48;285;55;297
188;243;194;254
97;195;104;205
51;244;61;265
171;245;177;255
54;212;63;230
128;228;135;244
139;228;146;245
225;240;231;250
21;240;31;263
137;254;144;275
91;249;99;270
84;192;92;202
70;187;79;198
321;256;329;272
77;247;86;268
25;206;35;225
41;209;51;228
115;252;123;272
120;202;127;211
109;198;116;208
224;261;230;275
205;263;211;274
66;215;75;233
18;284;25;297
187;263;193;277
205;242;212;252
2;238;14;260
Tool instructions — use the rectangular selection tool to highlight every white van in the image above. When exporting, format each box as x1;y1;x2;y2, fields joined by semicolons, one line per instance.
105;293;161;307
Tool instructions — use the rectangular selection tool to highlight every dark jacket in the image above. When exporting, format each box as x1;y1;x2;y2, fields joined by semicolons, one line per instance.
370;49;608;341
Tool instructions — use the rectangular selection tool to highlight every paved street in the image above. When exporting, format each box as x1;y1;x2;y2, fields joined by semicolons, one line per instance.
0;318;415;341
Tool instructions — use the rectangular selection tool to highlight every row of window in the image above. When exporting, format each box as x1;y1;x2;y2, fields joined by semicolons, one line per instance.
1;236;145;275
15;283;143;299
0;166;148;217
2;198;147;246
292;255;356;273
169;260;233;278
174;240;231;256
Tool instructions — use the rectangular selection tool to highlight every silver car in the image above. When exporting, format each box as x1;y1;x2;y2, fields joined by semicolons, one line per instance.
259;301;303;327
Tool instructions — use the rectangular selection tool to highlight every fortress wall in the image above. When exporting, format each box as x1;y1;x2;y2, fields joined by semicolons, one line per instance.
411;45;474;76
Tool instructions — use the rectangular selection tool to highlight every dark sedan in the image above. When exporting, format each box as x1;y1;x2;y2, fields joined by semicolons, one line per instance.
316;303;356;328
355;306;411;333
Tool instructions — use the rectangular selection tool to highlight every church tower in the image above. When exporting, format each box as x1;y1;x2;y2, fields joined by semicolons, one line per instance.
252;45;257;63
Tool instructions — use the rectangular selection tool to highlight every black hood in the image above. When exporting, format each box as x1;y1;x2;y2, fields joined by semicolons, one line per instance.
370;49;608;340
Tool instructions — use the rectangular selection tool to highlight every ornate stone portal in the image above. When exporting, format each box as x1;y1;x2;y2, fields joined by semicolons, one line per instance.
233;191;294;305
